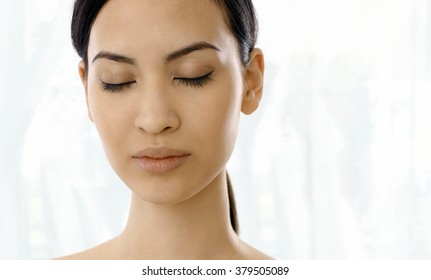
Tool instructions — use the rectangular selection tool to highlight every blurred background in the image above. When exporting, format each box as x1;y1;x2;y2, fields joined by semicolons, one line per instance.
1;0;431;259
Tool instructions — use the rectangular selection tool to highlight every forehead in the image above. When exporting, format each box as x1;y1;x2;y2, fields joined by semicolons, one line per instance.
88;0;234;61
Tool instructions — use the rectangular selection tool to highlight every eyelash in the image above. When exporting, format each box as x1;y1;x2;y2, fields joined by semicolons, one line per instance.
174;71;214;88
101;80;135;93
100;71;214;93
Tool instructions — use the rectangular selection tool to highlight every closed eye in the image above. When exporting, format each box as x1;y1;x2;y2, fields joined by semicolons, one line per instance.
174;71;214;88
100;80;136;93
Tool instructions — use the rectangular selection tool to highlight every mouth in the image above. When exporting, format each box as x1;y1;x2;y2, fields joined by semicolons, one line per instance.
132;147;191;173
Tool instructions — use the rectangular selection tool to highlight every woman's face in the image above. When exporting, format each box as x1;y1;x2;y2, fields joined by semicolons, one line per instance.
83;0;254;204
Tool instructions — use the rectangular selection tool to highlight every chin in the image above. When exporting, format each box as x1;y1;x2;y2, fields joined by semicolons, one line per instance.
127;178;207;206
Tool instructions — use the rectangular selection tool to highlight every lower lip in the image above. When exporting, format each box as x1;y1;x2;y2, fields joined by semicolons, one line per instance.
134;155;190;173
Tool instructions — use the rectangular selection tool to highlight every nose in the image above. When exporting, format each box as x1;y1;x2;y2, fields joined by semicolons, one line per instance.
133;84;180;135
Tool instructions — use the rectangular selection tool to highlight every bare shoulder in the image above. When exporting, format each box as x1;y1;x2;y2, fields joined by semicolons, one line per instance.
236;240;274;260
54;237;274;260
54;238;118;260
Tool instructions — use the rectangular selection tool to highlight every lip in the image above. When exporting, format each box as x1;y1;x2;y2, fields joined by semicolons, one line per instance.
132;147;191;173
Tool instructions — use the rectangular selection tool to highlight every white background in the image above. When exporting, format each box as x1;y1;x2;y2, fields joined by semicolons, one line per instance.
1;0;431;259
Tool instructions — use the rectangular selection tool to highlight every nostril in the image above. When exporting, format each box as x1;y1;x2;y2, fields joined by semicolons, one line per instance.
134;104;181;134
137;119;180;134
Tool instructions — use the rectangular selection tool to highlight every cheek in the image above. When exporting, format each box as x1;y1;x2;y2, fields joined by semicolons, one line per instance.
190;75;243;160
87;89;132;167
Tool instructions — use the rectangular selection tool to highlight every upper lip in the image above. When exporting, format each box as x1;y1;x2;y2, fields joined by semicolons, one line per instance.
132;147;190;159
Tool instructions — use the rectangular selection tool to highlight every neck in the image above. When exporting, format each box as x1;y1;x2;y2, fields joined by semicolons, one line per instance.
117;170;240;259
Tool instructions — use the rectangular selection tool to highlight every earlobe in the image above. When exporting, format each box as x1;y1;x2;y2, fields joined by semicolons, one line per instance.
241;48;265;115
78;61;93;122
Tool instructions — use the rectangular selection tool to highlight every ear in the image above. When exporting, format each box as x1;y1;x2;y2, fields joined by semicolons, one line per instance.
241;48;265;115
78;61;93;122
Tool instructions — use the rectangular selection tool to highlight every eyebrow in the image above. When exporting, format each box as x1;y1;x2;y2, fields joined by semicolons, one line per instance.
165;41;220;63
92;41;220;65
92;51;136;65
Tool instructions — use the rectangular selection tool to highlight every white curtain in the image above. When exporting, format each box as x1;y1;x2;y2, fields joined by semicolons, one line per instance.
1;0;431;259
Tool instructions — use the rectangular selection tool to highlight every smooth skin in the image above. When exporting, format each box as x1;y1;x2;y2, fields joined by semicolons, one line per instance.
59;0;268;259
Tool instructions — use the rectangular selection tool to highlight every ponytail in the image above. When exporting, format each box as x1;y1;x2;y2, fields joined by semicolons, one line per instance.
226;173;239;233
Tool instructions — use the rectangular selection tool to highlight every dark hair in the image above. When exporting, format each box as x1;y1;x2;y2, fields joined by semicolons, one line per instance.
71;0;259;233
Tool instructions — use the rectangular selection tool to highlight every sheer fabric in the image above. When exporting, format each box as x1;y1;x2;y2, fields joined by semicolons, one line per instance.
1;0;430;259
